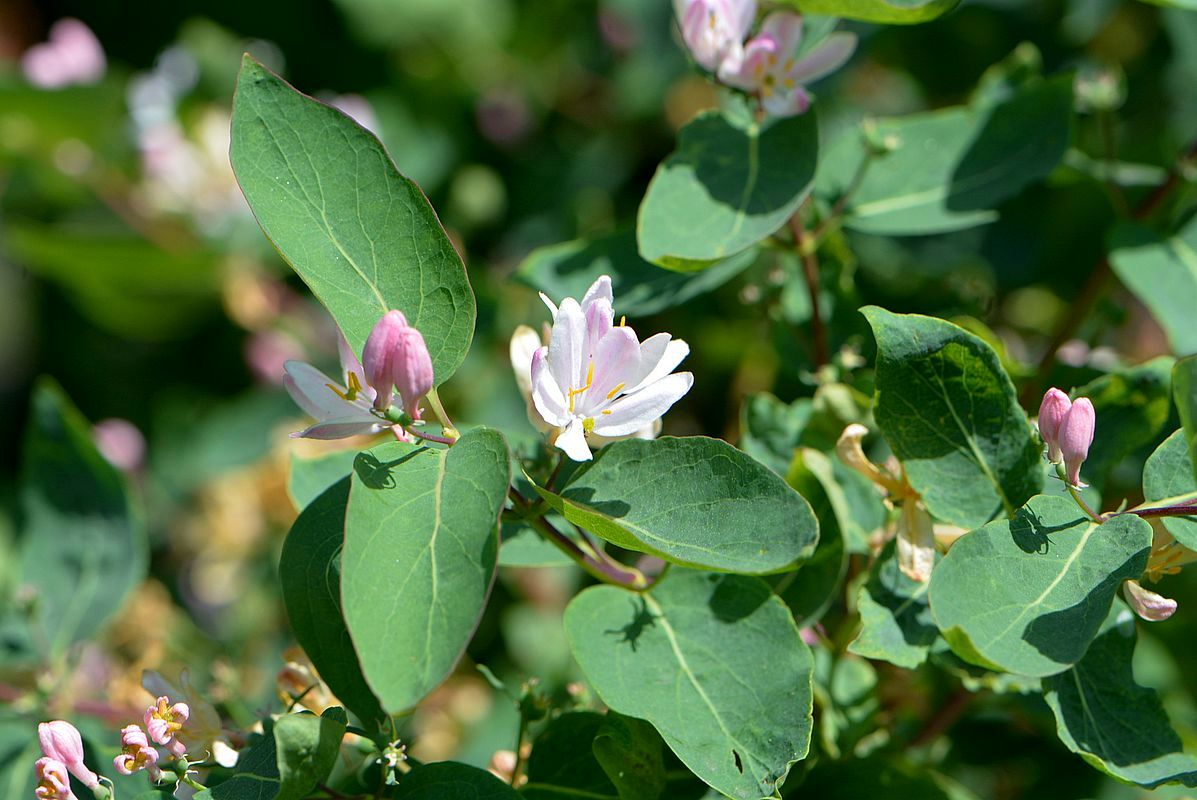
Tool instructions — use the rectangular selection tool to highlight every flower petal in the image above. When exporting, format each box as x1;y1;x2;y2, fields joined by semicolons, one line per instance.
292;417;385;440
763;86;810;117
509;324;542;396
588;326;642;409
539;292;559;318
630;335;689;391
548;297;587;392
760;11;803;55
554;418;593;462
790;32;856;83
581;275;614;311
283;361;346;419
1123;580;1177;622
531;346;569;425
592;372;694;438
897;503;936;583
585;297;615;353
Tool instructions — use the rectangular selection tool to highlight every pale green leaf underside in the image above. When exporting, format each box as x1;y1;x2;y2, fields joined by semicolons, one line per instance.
777;0;959;23
539;436;819;574
929;495;1152;677
637;109;817;270
564;570;813;800
230;55;474;383
1043;602;1197;788
342;428;510;711
863;306;1042;529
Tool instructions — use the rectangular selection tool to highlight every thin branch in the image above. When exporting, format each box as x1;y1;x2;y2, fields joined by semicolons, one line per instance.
789;213;829;368
908;687;975;749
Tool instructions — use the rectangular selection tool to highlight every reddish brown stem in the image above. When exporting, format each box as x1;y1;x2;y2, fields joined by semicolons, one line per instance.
909;687;975;749
789;214;829;368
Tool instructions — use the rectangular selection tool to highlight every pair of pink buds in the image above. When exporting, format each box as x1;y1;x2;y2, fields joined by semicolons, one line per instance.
1038;388;1096;487
362;310;434;422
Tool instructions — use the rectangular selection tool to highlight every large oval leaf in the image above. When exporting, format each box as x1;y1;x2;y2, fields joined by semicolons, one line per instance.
929;495;1152;677
817;76;1072;235
535;436;819;574
279;479;387;733
564;570;813;800
1176;355;1197;485
1143;430;1197;549
863;306;1042;529
1043;602;1197;788
395;762;520;798
637;109;817;271
342;428;510;711
230;55;475;383
777;0;959;24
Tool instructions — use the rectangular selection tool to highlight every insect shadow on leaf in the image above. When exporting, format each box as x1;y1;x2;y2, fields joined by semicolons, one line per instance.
1009;506;1085;554
605;596;656;651
353;448;429;490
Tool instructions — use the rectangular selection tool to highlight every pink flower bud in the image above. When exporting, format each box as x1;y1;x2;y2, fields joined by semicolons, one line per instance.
34;757;75;800
362;310;409;410
1059;397;1096;486
37;721;98;789
1038;387;1072;464
392;325;434;421
1123;579;1177;622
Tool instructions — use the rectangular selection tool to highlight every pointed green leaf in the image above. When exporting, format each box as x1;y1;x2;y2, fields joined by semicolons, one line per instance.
1143;430;1197;549
637;109;817;271
564;570;814;800
395;762;520;798
524;712;620;800
342;428;510;711
197;727;281;800
929;495;1152;677
778;448;849;627
288;449;358;511
516;229;755;316
13;379;146;661
594;713;667;800
280;479;387;732
1109;219;1197;357
535;436;819;574
275;708;348;800
1173;355;1197;485
776;0;959;24
230;54;474;382
862;307;1042;529
818;76;1072;235
849;541;938;669
1043;602;1197;788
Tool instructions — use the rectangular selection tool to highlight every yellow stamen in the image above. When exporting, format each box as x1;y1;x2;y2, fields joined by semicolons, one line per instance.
601;410;612;415
583;417;596;434
619;316;626;327
606;383;625;400
345;371;362;401
567;361;595;413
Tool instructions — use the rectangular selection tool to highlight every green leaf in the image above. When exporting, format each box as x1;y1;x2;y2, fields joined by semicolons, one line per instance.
1109;219;1197;357
776;0;959;24
928;495;1152;677
516;229;755;317
275;708;348;800
739;393;813;476
198;727;281;800
818;76;1073;235
1074;356;1174;488
1143;430;1197;550
796;757;972;799
342;428;510;711
279;479;387;732
395;762;520;798
637;109;817;271
778;449;849;627
1043;602;1197;788
1176;355;1197;485
1139;0;1197;9
593;713;667;800
564;569;813;800
849;540;939;669
536;436;819;574
230;55;475;383
524;712;620;800
14;379;146;660
288;449;359;511
862;307;1042;529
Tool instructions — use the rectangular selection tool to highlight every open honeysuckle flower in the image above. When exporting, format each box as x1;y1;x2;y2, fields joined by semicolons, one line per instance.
722;12;856;117
524;275;693;462
674;0;757;75
34;757;75;800
142;669;223;759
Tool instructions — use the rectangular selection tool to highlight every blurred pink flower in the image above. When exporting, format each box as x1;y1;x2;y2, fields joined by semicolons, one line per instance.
721;12;856;117
329;93;380;134
1123;580;1177;622
21;19;106;90
245;330;305;386
93;418;146;473
675;0;756;74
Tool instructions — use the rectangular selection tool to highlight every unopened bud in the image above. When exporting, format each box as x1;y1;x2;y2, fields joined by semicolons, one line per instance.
1038;387;1072;464
38;721;99;789
1123;579;1177;622
362;310;410;411
1059;397;1095;487
392;325;434;421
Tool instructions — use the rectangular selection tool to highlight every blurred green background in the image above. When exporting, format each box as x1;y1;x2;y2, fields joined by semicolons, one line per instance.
2;1;1197;797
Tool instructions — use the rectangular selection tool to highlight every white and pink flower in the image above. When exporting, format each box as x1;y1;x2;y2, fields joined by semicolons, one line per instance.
523;276;693;462
675;0;757;75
